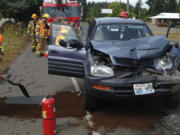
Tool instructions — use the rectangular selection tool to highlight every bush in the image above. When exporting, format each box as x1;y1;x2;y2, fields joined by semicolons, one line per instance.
0;24;29;71
0;0;43;23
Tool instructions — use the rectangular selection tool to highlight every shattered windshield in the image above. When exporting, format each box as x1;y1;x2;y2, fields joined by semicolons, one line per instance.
51;24;78;45
94;24;152;41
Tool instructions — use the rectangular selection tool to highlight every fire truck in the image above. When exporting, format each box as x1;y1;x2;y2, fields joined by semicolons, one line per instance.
42;0;81;25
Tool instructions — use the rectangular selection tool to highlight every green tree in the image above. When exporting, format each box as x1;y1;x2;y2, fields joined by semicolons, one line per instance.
147;0;165;15
146;0;179;16
86;7;95;21
146;0;154;7
108;2;124;17
86;3;101;21
0;0;43;22
134;1;141;18
165;0;177;12
152;0;165;15
178;0;180;12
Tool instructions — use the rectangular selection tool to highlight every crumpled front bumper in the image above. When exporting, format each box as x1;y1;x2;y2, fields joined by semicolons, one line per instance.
85;75;180;99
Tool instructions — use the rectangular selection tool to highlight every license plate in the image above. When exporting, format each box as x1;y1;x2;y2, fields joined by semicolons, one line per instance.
133;83;155;95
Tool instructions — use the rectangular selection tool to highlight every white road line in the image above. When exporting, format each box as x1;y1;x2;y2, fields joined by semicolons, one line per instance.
92;131;101;135
85;111;94;128
71;77;81;92
85;111;102;135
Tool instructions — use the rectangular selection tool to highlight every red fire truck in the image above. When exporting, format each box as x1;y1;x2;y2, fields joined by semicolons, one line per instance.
42;0;81;25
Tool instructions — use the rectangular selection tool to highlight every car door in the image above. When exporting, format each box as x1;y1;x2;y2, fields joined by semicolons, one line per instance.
48;23;86;78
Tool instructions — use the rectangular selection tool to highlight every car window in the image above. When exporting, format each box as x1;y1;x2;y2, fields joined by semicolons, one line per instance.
94;24;152;41
44;7;65;18
62;6;80;17
51;24;78;45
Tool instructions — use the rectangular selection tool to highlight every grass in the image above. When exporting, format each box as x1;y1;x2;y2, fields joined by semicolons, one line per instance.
0;24;29;71
153;32;180;42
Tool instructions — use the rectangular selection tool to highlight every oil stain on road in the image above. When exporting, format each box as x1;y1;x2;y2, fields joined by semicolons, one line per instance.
0;91;165;131
91;99;164;131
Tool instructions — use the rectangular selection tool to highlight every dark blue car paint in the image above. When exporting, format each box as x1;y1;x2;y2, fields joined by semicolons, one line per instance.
48;17;180;99
90;36;169;67
85;74;180;98
48;45;86;77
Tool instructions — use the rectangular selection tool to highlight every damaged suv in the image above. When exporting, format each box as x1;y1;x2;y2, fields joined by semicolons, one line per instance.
48;18;180;111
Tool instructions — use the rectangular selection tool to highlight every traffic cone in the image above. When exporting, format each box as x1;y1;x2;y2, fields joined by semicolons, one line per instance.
44;51;48;58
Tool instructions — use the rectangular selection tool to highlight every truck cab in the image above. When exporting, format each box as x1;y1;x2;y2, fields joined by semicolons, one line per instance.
42;1;80;25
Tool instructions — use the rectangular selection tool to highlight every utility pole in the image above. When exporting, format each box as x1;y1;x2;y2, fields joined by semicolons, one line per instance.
127;0;129;13
138;0;141;19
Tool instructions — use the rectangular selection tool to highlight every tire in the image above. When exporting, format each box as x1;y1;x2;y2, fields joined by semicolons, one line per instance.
84;81;99;112
164;93;180;108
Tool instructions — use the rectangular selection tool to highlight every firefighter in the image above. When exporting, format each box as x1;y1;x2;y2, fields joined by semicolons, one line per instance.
55;25;68;46
120;11;129;18
0;35;4;63
27;13;38;52
60;19;68;25
35;14;50;57
56;34;66;46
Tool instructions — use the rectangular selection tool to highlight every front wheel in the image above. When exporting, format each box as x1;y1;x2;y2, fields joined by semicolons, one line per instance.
84;82;99;112
164;93;180;108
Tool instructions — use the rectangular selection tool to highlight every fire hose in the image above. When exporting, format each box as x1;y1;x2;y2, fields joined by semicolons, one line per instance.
0;74;30;98
0;35;30;98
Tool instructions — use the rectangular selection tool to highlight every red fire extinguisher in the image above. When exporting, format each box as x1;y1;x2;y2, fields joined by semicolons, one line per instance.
42;97;56;135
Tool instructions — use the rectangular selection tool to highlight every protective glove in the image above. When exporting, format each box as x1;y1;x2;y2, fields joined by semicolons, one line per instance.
36;35;40;39
0;48;4;56
45;23;49;29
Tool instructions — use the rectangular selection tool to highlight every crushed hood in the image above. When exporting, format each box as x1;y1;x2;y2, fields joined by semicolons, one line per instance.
90;36;169;67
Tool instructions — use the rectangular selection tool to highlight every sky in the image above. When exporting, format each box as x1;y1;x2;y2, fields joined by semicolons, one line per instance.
86;0;148;9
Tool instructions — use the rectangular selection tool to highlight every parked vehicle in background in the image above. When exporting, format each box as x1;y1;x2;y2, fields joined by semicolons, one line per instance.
0;18;16;27
48;17;180;111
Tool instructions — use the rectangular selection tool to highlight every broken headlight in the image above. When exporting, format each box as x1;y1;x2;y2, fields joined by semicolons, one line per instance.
156;56;173;71
91;65;114;77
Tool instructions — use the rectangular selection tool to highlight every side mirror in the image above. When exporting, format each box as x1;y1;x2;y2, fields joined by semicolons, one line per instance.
69;39;83;49
59;40;67;47
169;40;179;48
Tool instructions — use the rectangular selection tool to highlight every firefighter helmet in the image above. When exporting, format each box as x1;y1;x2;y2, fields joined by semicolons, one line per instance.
120;11;128;18
43;14;50;19
32;13;38;19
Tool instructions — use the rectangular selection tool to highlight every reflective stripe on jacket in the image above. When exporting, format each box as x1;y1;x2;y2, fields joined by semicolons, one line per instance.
27;20;37;36
35;20;50;39
0;46;4;52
